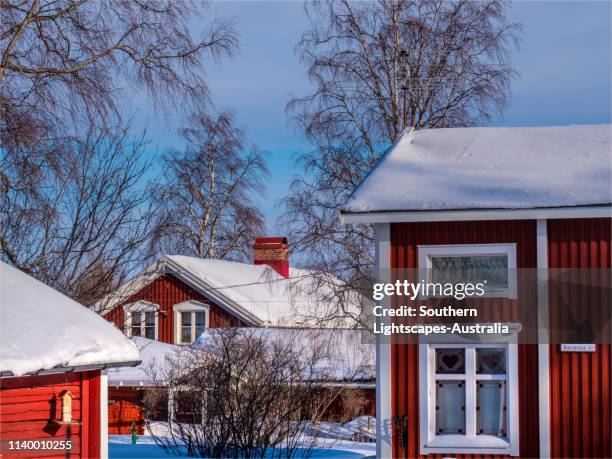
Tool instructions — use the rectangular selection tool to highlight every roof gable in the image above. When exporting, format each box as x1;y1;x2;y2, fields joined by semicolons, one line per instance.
99;256;362;327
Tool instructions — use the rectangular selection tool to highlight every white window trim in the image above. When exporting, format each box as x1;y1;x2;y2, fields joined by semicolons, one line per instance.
418;243;517;299
173;300;210;345
123;300;159;340
419;332;520;456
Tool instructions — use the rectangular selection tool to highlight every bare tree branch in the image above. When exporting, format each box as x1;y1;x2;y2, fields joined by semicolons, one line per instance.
281;0;521;326
151;110;269;261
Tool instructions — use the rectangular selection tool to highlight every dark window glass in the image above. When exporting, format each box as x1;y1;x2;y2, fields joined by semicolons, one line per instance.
131;312;142;337
144;311;156;339
181;311;192;343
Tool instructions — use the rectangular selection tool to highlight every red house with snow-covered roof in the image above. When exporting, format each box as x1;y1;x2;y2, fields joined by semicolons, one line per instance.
341;124;611;458
101;237;359;343
0;262;140;458
100;237;372;434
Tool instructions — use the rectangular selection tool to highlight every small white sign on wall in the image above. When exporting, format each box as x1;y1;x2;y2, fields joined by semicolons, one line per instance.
560;343;596;352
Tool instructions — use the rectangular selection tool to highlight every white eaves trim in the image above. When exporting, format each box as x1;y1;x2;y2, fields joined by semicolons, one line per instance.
340;205;612;225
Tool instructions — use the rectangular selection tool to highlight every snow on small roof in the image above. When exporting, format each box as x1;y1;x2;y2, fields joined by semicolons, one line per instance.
108;337;179;386
110;329;375;387
100;256;363;327
195;327;375;383
343;124;612;214
0;262;140;377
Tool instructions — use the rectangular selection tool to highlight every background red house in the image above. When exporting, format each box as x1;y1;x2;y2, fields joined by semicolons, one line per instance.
342;125;611;458
0;262;140;458
99;237;372;434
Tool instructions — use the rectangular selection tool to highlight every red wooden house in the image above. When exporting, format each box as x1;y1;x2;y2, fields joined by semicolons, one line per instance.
341;125;611;458
0;262;140;458
99;238;372;434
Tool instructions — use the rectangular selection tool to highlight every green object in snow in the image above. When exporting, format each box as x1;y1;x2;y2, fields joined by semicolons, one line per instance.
131;421;137;444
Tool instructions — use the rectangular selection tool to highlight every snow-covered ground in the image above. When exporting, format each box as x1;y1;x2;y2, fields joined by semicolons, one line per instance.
109;435;375;458
109;416;376;458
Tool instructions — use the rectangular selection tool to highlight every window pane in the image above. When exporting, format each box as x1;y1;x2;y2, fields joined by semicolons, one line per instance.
194;312;206;339
145;315;155;339
435;348;465;374
436;380;465;435
174;391;202;424
145;311;155;326
477;348;506;374
131;312;142;337
181;327;191;343
181;311;191;326
431;255;508;289
477;381;507;438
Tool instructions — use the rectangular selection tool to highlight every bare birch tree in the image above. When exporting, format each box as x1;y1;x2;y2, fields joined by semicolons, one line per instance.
0;123;156;305
0;0;238;296
151;111;268;261
282;0;521;324
1;0;237;140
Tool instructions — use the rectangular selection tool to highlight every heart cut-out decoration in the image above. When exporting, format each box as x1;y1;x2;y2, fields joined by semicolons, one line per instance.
442;353;459;369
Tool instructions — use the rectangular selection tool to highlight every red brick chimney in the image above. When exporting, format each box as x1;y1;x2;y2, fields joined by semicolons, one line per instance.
253;237;289;277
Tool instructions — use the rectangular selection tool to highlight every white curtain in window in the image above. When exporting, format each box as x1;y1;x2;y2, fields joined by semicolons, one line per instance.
431;255;508;288
436;381;465;435
477;381;506;438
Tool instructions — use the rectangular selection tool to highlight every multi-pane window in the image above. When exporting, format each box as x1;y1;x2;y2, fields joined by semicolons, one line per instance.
418;244;517;298
124;301;159;340
131;311;156;339
173;301;210;345
420;342;518;454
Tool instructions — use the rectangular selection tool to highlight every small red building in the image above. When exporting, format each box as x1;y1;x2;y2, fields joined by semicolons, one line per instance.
342;125;611;458
0;262;140;458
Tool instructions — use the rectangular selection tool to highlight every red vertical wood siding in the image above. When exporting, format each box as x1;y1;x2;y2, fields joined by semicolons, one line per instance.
105;273;246;344
389;220;540;458
0;371;101;458
548;218;611;458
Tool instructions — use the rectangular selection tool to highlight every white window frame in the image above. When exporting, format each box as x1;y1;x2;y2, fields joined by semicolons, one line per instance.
419;332;520;456
418;243;517;299
123;300;159;340
173;300;210;345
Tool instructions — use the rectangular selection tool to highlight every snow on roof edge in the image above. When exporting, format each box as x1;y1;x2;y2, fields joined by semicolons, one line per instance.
343;124;612;214
1;262;140;376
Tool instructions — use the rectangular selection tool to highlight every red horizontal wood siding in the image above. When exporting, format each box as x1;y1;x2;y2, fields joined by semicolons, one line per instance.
106;273;246;344
108;387;145;435
389;220;540;458
0;371;101;458
548;218;611;458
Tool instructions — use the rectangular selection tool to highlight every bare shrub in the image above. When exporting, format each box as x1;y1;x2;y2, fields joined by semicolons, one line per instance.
144;328;369;458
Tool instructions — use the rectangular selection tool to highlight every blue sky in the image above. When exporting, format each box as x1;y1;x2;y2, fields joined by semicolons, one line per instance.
133;1;611;232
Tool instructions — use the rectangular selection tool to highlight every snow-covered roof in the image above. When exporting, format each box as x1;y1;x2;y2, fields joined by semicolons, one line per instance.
108;337;179;386
195;328;375;383
343;124;612;214
0;262;140;377
109;329;375;387
99;256;363;327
